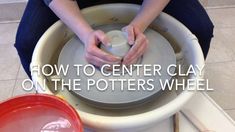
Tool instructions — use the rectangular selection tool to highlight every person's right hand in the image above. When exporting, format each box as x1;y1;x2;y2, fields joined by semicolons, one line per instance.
84;30;122;68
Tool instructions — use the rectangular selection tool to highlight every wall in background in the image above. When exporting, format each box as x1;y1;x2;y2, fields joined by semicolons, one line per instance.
0;0;27;4
1;0;235;7
1;0;235;22
200;0;235;7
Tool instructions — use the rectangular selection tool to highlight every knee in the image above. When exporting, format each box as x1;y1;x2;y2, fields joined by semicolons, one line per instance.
194;18;214;42
14;31;35;77
14;31;36;56
14;39;25;54
192;18;214;58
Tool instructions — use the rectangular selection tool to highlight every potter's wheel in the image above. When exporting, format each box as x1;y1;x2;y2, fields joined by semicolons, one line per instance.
58;24;176;109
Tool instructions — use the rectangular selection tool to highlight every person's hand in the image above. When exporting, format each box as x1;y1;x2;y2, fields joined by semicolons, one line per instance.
122;25;149;65
84;30;121;68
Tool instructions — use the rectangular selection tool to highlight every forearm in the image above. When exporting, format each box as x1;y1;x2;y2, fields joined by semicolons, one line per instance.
130;0;170;32
45;0;93;43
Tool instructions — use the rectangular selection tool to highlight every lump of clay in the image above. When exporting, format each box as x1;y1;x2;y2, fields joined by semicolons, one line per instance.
101;30;130;58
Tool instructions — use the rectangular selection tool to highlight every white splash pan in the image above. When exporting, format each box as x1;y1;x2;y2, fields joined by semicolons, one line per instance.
31;4;205;131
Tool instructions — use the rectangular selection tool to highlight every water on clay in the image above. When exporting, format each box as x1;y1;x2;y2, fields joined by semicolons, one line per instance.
0;105;78;132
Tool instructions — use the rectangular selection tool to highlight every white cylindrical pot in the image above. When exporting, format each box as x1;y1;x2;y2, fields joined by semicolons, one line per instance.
31;4;204;131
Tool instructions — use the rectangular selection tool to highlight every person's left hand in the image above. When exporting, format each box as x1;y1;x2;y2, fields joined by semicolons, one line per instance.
122;25;149;65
